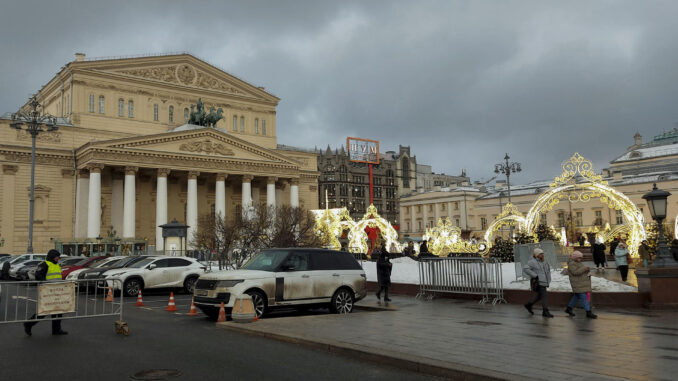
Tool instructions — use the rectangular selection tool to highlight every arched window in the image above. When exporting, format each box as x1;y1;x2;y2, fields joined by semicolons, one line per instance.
98;95;105;114
233;115;238;131
118;99;124;117
169;106;174;123
184;108;189;123
254;118;259;134
128;100;134;117
240;116;245;132
88;94;94;113
262;119;266;135
153;104;159;121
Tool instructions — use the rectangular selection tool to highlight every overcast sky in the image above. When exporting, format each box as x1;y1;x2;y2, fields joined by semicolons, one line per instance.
2;1;678;185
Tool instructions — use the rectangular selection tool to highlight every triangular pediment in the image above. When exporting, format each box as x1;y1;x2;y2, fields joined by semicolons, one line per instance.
74;54;278;102
84;127;298;166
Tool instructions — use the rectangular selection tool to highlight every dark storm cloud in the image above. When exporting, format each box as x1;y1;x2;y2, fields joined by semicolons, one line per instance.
2;1;678;184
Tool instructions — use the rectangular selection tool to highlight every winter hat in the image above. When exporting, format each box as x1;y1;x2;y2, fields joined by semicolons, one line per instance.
46;249;61;262
533;248;544;256
571;251;584;260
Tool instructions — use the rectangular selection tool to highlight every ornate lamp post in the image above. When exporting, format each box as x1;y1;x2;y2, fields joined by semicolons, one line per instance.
495;153;521;238
642;184;677;267
10;97;58;254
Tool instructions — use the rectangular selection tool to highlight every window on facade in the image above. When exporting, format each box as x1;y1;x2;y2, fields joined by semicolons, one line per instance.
98;96;105;114
441;203;446;211
418;221;422;231
89;94;94;113
169;106;174;123
454;202;459;210
128;100;134;117
558;212;566;227
374;187;382;198
262;119;266;135
402;158;410;188
616;209;624;225
455;218;460;227
575;212;583;227
406;222;411;232
326;184;336;197
481;217;487;230
184;108;189;123
118;99;124;116
153;104;159;121
417;205;421;213
340;184;348;196
594;210;603;225
232;115;238;131
540;213;547;226
428;205;433;212
254;118;259;134
240;116;245;132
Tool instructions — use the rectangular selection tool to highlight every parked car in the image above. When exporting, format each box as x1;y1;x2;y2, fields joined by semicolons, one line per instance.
10;260;43;279
7;254;47;270
104;256;206;297
193;248;367;319
16;260;44;280
61;256;110;278
73;256;156;281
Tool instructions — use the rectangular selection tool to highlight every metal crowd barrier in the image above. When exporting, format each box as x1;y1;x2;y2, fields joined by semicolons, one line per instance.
416;257;506;305
0;278;128;335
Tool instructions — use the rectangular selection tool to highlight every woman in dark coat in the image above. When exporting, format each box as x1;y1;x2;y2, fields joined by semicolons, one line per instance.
592;240;607;271
376;245;392;302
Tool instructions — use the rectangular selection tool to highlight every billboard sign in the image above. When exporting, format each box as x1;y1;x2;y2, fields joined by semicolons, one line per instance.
347;137;380;164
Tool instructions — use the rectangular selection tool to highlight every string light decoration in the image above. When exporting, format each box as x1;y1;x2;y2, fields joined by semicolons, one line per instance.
311;207;356;250
522;153;645;256
347;204;401;256
424;217;489;256
483;202;527;243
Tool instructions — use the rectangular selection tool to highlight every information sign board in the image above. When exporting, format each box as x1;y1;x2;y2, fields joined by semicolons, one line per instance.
347;137;380;164
37;282;76;316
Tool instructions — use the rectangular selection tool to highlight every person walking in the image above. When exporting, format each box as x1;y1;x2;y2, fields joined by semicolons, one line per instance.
564;251;597;319
23;249;68;336
592;239;607;272
375;244;392;302
523;248;553;318
419;240;429;255
638;240;653;268
403;241;416;258
614;241;630;282
609;237;620;264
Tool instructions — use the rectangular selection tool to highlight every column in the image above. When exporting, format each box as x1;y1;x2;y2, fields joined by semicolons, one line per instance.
2;165;18;251
410;205;415;233
155;168;170;251
122;166;138;238
111;172;124;236
241;175;253;218
215;173;227;221
434;202;439;225
87;163;104;238
74;169;89;238
266;177;277;209
186;171;199;248
290;179;299;208
275;181;285;210
59;169;75;239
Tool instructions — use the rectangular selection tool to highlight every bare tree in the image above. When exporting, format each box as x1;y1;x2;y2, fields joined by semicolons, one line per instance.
270;205;322;248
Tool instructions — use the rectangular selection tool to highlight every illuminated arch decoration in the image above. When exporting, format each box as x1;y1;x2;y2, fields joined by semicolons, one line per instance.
603;224;631;244
311;207;356;250
348;204;401;255
483;203;527;243
524;153;645;256
424;218;489;256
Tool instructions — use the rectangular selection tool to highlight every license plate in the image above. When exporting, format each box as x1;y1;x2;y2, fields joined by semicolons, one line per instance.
195;290;208;296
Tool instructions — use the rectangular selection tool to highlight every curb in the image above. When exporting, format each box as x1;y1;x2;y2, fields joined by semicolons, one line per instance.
217;321;533;381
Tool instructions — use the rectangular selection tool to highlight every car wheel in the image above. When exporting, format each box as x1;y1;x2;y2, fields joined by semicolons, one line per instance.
246;290;267;318
330;288;354;314
123;278;143;297
183;276;198;294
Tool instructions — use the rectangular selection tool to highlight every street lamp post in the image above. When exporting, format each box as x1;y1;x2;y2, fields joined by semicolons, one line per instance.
10;97;58;254
495;153;521;239
642;184;678;267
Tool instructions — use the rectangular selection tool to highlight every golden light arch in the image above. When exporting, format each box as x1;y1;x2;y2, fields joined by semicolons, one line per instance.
311;207;356;250
425;217;489;256
348;204;401;255
523;153;645;256
483;203;527;243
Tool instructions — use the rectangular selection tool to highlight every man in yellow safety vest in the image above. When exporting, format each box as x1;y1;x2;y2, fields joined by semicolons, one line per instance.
23;249;68;336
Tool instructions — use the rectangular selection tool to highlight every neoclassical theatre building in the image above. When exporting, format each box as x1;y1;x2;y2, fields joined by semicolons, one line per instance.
0;53;319;254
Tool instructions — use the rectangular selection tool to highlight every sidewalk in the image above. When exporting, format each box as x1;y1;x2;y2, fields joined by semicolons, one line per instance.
218;295;678;380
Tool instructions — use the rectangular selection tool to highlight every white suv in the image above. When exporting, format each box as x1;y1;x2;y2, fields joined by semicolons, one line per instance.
193;248;367;319
104;256;206;296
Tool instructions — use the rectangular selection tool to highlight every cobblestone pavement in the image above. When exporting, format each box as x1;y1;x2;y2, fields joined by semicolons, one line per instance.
219;295;678;380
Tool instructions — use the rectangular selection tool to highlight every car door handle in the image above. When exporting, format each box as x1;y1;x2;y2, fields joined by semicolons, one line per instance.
302;275;310;278
332;274;340;277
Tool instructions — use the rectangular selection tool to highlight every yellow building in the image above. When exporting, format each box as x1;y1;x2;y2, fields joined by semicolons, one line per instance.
0;53;318;254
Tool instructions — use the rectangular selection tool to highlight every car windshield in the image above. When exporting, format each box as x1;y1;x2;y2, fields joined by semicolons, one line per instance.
242;250;289;272
128;258;156;268
96;258;123;268
87;257;109;267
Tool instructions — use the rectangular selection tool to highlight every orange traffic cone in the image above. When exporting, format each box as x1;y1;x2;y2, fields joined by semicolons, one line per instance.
253;313;258;322
187;297;198;316
105;287;114;302
165;292;178;312
135;290;145;307
216;302;226;323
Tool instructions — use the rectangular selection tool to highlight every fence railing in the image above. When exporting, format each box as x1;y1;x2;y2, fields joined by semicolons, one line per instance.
0;278;127;334
416;257;505;305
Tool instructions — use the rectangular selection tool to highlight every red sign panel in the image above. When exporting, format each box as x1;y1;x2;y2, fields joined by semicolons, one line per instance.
347;137;380;164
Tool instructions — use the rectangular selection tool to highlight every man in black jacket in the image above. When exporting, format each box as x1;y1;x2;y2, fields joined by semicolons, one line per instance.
23;249;68;336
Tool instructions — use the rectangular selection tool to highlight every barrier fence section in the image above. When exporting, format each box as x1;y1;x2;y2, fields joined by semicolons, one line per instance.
0;278;126;334
416;257;506;305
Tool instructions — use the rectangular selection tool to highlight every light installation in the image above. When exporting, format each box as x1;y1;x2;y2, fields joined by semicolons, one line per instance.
347;204;401;256
424;217;489;256
483;202;527;243
311;207;355;251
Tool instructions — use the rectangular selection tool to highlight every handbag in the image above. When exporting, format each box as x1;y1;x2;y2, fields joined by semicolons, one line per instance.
530;276;539;291
626;254;633;264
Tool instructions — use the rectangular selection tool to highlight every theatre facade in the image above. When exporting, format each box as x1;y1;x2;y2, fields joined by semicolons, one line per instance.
0;53;319;254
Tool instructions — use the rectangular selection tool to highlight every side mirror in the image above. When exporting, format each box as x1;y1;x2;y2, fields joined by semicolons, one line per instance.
148;263;157;270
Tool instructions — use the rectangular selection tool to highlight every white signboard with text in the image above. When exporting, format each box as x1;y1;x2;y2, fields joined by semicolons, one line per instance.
347;137;380;164
37;282;76;316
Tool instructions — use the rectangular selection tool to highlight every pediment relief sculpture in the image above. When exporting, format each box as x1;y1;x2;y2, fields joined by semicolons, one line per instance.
112;65;246;96
179;139;235;156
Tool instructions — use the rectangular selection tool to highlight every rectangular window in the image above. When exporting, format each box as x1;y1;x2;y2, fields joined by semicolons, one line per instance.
594;210;603;225
118;99;124;117
254;119;259;134
454;202;459;210
89;94;94;113
418;221;422;231
153;104;159;121
262;119;266;135
240;116;245;132
128;100;134;118
576;211;583;227
98;96;105;114
481;217;487;230
455;218;460;227
169;106;174;123
233;115;238;131
406;222;410;232
417;205;421;213
441;203;446;211
558;212;565;228
616;209;624;225
540;213;547;226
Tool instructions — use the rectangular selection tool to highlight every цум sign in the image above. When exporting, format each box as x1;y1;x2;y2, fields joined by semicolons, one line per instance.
347;137;380;164
37;281;76;316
